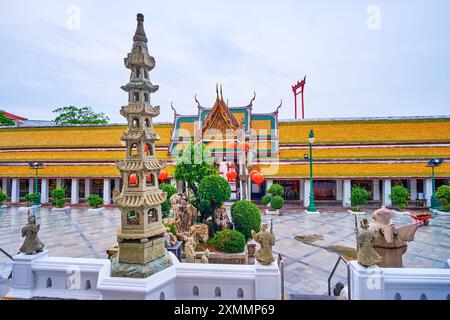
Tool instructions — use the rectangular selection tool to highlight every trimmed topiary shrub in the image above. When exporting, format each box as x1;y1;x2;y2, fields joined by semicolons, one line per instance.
51;187;66;208
267;184;284;197
261;195;271;206
159;183;177;218
270;195;284;211
24;193;39;207
436;185;450;212
0;188;7;206
350;187;371;212
87;194;103;208
211;229;246;253
231;200;261;240
198;175;231;230
390;185;410;211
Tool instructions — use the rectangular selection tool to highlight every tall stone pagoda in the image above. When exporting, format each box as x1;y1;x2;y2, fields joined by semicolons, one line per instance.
111;13;172;278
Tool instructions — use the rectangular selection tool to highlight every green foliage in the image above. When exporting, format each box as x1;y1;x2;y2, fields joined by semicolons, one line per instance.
51;187;66;208
211;229;246;253
0;188;8;205
164;223;177;238
231;200;261;241
159;183;177;218
262;184;285;211
197;175;231;223
174;142;216;198
261;195;271;206
0;112;15;126
350;187;371;211
267;184;284;197
87;194;103;208
270;195;284;211
24;193;39;206
436;185;450;212
390;185;410;210
53;106;109;125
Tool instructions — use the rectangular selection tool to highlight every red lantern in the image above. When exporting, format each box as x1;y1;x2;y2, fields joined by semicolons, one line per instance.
228;141;237;150
129;174;137;185
226;170;237;182
158;170;168;181
144;144;149;152
249;169;258;179
251;172;265;185
240;142;250;154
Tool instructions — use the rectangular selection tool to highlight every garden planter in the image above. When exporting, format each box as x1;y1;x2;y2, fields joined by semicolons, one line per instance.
265;209;280;216
87;207;104;213
18;205;41;212
430;208;450;216
347;210;368;216
391;210;412;216
51;206;70;212
195;248;248;265
304;209;320;215
0;205;7;209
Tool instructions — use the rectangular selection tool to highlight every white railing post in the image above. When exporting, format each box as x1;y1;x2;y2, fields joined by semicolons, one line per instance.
254;261;281;300
349;261;384;300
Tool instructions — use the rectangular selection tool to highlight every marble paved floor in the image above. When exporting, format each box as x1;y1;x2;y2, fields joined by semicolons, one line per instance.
1;206;449;297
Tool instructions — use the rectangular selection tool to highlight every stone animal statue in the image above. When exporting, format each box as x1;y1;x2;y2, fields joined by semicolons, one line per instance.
251;221;275;265
368;206;420;267
184;237;196;263
201;249;210;264
171;193;198;238
19;214;45;254
189;224;209;243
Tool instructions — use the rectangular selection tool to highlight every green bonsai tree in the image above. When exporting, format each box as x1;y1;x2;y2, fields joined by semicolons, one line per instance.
87;194;103;208
159;183;177;218
51;188;66;208
197;175;231;230
0;188;8;206
350;187;371;212
262;183;285;211
211;229;246;253
24;193;40;207
436;185;450;212
230;200;261;241
390;185;410;211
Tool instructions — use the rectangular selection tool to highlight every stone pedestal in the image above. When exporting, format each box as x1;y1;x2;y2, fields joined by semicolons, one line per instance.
110;250;172;278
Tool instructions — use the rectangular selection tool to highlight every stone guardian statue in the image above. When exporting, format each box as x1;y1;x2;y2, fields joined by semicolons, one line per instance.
251;220;276;265
19;214;45;254
356;219;382;267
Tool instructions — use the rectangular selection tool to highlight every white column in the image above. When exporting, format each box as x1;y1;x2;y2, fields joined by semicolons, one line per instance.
84;178;91;198
424;179;433;207
299;180;304;201
343;179;352;207
56;179;62;188
248;179;252;201
373;180;381;201
410;179;418;201
303;180;310;208
11;178;20;203
28;178;34;195
382;179;392;207
40;178;49;203
103;179;111;205
266;179;273;191
2;178;7;196
114;178;120;191
336;180;343;201
71;178;79;204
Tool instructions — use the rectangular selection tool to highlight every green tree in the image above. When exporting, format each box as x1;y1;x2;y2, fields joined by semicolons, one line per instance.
24;193;39;207
51;187;66;208
197;175;231;230
53;106;109;125
0;188;8;206
350;187;371;212
262;183;285;211
0;111;15;126
159;183;178;218
174;142;216;198
436;185;450;212
87;194;103;208
231;200;261;241
390;185;410;210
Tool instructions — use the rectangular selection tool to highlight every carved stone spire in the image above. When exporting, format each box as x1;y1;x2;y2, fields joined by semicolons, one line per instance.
133;13;148;43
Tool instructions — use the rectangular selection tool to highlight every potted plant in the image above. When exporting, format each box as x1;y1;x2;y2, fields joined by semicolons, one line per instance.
390;184;410;213
24;193;40;207
0;188;8;209
349;187;371;214
436;185;450;216
261;183;285;215
87;194;104;212
51;187;69;211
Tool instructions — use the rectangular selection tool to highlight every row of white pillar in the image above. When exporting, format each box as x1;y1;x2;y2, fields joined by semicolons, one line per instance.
1;178;119;205
264;178;437;208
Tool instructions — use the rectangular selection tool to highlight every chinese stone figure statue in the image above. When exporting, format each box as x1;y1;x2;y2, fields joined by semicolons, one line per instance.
164;227;177;247
201;249;210;264
19;214;45;254
251;221;276;265
357;219;382;267
184;237;196;263
368;206;419;267
171;193;198;237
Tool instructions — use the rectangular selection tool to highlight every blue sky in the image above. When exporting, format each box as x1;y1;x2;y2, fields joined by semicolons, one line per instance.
0;0;449;123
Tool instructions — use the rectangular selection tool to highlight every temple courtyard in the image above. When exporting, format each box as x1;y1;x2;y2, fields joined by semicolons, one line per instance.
1;206;449;298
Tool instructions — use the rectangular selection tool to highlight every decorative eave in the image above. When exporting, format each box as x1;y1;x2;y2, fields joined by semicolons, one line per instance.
121;130;160;141
121;80;159;93
116;160;162;171
114;192;167;208
120;103;160;117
